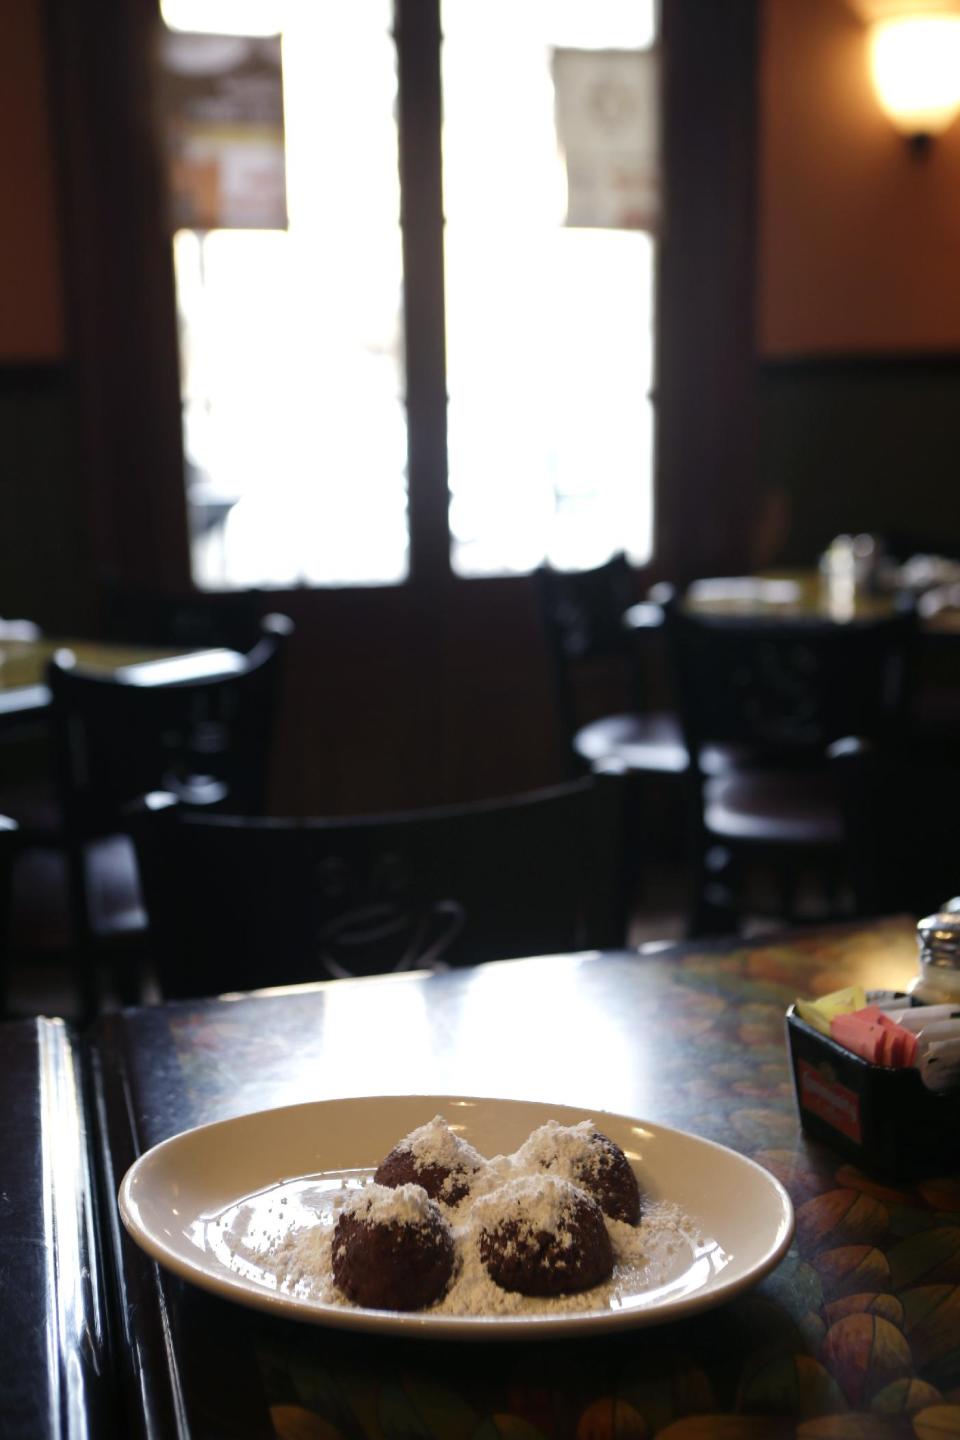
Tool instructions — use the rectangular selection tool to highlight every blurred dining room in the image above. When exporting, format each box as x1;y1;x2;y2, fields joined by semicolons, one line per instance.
4;1;960;1438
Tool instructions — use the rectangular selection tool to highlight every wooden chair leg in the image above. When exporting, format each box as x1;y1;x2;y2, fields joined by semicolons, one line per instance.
690;845;738;937
75;943;101;1026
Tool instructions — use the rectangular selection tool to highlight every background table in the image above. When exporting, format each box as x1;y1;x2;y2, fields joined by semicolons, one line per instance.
86;915;960;1440
0;637;245;732
625;571;960;631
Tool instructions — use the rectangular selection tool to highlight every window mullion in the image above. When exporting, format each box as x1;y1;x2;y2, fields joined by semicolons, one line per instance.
395;0;450;587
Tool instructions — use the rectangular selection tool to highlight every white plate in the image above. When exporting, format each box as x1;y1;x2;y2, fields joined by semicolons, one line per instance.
118;1094;794;1340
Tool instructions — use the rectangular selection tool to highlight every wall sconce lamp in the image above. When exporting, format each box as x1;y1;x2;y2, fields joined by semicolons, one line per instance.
868;12;960;149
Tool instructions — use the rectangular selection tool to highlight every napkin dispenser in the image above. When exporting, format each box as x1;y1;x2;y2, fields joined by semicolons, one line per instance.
785;1002;960;1177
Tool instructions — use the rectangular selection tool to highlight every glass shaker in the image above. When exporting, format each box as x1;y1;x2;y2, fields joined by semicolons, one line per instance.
909;900;960;1004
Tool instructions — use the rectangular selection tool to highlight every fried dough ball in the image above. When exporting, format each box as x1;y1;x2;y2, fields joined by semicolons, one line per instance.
374;1115;487;1207
513;1120;642;1225
475;1174;614;1297
331;1183;455;1310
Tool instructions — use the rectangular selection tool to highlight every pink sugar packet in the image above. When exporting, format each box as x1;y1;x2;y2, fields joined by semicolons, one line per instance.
830;1006;918;1068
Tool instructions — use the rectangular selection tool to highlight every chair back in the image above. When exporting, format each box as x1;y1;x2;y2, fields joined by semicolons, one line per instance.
100;582;267;652
48;613;293;844
831;736;960;919
133;768;628;999
533;554;640;764
664;599;916;776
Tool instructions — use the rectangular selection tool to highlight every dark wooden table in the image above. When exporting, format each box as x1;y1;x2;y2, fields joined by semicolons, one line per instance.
0;639;245;731
0;1017;113;1439
82;914;960;1440
625;570;960;631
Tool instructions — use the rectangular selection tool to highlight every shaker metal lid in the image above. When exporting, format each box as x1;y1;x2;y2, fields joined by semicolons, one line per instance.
918;903;960;960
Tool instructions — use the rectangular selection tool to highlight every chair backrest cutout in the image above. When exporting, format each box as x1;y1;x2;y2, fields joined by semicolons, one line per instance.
133;769;628;999
534;554;642;758
664;601;916;771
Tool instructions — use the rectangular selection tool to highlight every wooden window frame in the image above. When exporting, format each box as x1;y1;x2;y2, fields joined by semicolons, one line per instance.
44;0;760;612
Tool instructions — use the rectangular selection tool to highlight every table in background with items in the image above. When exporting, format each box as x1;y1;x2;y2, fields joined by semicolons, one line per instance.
0;622;247;732
628;550;960;632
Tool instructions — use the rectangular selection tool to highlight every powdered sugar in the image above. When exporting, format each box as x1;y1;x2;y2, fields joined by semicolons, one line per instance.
471;1172;589;1246
396;1115;486;1178
513;1120;607;1182
248;1117;704;1318
339;1180;441;1228
377;1114;487;1203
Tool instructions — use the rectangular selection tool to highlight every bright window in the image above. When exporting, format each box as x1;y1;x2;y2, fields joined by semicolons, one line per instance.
161;0;658;589
442;0;658;576
164;0;406;589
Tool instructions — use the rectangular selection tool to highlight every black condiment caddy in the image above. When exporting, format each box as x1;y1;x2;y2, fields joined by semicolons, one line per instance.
786;900;960;1177
785;1000;960;1177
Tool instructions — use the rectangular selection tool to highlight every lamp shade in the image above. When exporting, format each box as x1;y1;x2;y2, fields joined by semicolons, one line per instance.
869;13;960;136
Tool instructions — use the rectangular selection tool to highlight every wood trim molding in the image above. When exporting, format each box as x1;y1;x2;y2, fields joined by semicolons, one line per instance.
655;0;761;584
396;0;451;590
44;0;191;600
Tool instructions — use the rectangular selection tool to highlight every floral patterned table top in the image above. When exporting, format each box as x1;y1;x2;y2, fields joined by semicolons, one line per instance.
92;915;960;1440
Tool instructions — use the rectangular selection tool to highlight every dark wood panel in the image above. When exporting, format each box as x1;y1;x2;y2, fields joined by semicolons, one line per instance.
45;0;191;595
0;368;97;634
656;0;762;583
265;576;564;815
759;358;960;565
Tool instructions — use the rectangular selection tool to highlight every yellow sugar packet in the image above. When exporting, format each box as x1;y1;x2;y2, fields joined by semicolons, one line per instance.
794;984;867;1036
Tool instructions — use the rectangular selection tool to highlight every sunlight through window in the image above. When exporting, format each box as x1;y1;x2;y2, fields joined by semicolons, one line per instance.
161;1;658;588
164;1;406;589
442;0;658;576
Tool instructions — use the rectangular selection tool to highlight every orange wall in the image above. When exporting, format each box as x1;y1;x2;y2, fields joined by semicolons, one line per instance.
0;0;64;361
759;0;960;356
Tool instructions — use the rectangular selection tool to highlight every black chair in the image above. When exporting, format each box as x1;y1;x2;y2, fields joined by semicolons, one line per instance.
831;735;960;921
534;554;688;779
9;613;293;1016
131;768;628;1001
0;593;272;840
99;581;268;653
663;598;916;934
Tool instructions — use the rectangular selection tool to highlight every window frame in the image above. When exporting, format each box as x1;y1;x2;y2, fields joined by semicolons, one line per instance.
45;0;760;609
